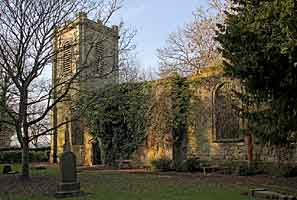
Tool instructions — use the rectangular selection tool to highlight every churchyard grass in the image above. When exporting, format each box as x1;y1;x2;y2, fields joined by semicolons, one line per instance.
0;164;250;200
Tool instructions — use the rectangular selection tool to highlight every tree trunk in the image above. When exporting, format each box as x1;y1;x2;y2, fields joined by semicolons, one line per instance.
18;88;30;179
21;140;30;179
53;131;58;163
172;127;187;169
52;106;58;163
103;123;115;167
245;132;253;168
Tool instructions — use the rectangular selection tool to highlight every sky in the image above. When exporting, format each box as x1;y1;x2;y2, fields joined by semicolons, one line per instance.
111;0;209;74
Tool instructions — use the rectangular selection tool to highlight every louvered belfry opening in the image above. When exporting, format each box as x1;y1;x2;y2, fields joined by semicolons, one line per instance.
95;42;104;75
63;41;72;75
0;132;6;146
0;131;11;147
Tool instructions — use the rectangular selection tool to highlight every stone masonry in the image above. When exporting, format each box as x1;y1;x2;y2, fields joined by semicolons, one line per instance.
50;13;119;166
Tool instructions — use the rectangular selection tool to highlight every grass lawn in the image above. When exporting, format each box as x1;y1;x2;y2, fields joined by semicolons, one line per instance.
0;164;251;200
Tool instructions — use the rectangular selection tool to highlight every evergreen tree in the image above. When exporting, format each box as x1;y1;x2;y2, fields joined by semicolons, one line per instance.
216;0;297;145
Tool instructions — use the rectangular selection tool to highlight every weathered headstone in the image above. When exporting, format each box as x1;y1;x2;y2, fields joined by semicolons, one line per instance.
2;164;18;174
55;120;81;198
249;188;297;200
2;164;12;174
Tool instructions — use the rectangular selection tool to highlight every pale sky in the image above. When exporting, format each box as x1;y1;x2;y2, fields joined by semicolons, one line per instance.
111;0;209;74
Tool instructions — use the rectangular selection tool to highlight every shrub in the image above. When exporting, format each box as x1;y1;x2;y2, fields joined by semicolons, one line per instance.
251;161;297;178
0;151;22;163
211;160;258;176
178;159;198;172
176;158;210;172
236;165;258;176
151;158;173;171
29;151;49;162
268;165;297;178
283;166;297;177
0;149;49;163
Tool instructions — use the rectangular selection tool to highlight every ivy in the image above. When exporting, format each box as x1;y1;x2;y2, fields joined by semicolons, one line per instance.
168;73;190;167
82;72;220;166
82;82;151;165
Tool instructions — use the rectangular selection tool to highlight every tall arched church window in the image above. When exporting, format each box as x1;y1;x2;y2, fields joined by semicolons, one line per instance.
213;82;240;141
63;41;72;75
95;42;104;75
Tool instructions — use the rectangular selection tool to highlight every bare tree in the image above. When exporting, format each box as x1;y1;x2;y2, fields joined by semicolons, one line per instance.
157;0;228;76
0;0;125;179
117;22;141;82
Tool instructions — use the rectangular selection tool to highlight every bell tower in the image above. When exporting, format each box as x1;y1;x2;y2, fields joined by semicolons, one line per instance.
50;13;119;165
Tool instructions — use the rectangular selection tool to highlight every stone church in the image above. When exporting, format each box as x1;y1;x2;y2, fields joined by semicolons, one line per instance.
50;14;297;167
50;13;119;165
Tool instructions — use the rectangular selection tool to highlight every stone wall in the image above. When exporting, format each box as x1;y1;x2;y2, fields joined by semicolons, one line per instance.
137;66;294;165
253;143;297;163
186;67;248;162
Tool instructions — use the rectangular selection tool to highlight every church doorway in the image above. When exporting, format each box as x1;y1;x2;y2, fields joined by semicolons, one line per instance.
92;141;102;165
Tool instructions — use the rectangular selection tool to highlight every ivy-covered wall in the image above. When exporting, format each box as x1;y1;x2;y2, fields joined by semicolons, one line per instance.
82;82;151;166
136;66;248;165
83;66;247;166
84;65;297;166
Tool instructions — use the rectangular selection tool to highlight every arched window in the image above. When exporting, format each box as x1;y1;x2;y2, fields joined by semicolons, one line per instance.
213;82;240;141
63;41;72;75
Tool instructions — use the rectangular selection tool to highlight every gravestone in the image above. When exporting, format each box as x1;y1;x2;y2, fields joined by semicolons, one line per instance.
249;188;297;200
2;164;12;174
55;120;81;198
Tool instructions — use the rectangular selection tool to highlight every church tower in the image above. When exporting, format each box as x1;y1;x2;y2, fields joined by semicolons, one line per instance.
50;13;119;165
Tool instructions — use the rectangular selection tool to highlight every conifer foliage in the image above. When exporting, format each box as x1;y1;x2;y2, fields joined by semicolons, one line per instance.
216;0;297;145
